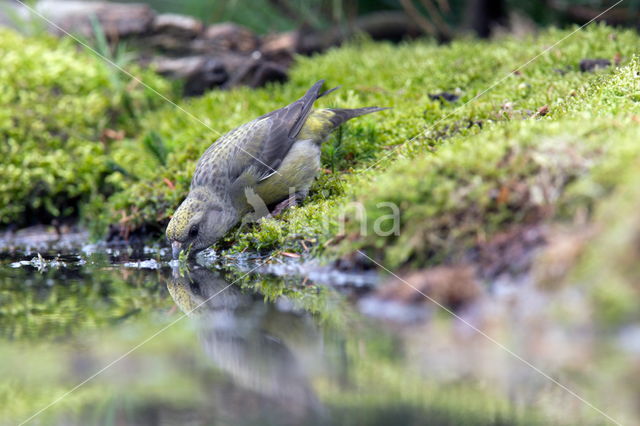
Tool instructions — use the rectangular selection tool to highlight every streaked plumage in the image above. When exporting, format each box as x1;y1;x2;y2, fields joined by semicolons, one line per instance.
166;80;387;258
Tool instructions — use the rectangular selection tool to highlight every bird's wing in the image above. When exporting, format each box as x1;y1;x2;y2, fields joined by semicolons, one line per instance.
249;79;326;178
258;80;324;176
192;80;328;192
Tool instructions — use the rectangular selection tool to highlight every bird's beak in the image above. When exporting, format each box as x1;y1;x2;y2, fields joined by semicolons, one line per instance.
171;241;182;260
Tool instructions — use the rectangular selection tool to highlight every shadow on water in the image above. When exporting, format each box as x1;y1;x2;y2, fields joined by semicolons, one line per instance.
1;240;636;425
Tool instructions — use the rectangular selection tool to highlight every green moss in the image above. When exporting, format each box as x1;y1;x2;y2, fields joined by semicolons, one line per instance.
0;29;169;227
5;24;640;270
228;26;640;261
91;25;638;255
564;161;640;326
0;264;171;340
347;58;640;266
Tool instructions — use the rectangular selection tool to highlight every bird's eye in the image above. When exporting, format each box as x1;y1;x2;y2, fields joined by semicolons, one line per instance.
189;224;199;238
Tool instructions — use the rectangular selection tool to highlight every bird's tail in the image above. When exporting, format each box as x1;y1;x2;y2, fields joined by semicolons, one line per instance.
326;106;390;128
298;106;390;144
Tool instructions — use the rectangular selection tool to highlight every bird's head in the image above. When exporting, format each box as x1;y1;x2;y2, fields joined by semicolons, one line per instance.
166;192;238;259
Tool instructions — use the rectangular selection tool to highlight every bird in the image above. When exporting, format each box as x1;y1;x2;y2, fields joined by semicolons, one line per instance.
166;80;388;259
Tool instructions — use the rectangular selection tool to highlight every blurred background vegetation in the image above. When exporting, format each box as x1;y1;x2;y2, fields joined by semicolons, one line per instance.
116;0;640;37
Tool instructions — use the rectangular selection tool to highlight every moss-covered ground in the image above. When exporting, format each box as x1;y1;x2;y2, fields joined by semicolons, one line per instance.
0;30;168;226
3;25;640;323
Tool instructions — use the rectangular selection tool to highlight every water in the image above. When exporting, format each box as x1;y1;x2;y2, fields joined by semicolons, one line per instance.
1;233;638;425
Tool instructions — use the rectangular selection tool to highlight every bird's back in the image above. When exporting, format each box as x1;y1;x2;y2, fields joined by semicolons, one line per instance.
190;80;330;191
188;81;387;195
191;118;269;191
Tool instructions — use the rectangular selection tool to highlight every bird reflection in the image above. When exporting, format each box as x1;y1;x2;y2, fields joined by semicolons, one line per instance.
167;266;324;424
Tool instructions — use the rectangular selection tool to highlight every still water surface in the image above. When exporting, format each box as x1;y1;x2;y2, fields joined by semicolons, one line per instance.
0;236;637;425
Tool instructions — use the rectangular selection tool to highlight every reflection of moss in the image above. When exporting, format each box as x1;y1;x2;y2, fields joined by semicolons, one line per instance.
224;265;352;329
0;321;210;425
0;266;171;340
317;322;526;425
0;265;548;426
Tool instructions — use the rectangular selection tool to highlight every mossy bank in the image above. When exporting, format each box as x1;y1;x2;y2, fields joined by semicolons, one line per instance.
3;26;640;283
0;30;169;226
